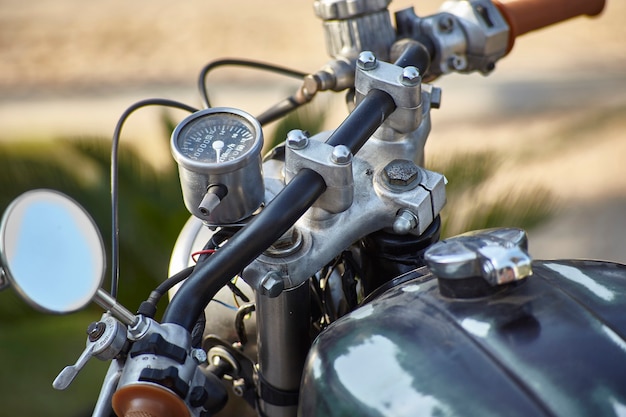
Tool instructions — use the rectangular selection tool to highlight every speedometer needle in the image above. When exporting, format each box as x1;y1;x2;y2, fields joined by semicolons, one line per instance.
212;140;224;163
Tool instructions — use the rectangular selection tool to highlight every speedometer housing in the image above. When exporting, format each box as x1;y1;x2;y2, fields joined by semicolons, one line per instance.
171;108;265;225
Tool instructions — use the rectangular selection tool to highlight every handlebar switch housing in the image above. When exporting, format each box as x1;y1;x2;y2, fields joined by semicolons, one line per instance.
396;0;510;78
112;320;227;417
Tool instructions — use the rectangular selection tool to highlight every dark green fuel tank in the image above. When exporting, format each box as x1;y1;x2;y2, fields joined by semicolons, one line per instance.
299;260;626;417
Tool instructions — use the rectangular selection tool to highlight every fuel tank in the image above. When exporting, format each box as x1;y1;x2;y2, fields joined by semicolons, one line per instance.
299;259;626;417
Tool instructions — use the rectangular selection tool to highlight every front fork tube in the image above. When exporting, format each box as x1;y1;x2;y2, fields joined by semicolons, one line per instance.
256;280;311;417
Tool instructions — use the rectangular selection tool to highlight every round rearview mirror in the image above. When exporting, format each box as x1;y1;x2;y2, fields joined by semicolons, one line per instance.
0;189;105;313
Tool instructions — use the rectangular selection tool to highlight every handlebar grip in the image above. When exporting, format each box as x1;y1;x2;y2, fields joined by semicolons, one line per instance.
112;384;189;417
493;0;606;51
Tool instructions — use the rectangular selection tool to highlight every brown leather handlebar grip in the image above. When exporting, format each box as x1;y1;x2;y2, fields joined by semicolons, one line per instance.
112;384;189;417
493;0;606;52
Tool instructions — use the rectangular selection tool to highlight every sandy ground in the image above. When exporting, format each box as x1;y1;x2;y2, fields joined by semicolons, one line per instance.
1;0;626;262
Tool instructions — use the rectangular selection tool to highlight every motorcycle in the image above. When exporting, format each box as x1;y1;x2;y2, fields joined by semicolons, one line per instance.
2;0;624;416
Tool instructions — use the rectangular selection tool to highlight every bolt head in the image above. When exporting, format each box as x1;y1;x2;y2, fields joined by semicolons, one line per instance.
261;272;285;298
87;321;106;342
331;145;352;165
438;15;454;33
400;66;421;87
393;210;418;234
357;51;377;71
382;159;420;187
286;129;309;150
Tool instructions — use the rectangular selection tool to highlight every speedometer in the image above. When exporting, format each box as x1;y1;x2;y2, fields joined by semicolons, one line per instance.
176;111;258;164
171;108;264;225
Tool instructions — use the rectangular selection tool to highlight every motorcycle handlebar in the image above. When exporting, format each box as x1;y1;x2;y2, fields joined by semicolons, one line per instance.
493;0;606;52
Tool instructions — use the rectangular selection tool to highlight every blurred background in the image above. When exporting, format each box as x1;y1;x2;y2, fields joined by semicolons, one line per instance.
1;0;625;415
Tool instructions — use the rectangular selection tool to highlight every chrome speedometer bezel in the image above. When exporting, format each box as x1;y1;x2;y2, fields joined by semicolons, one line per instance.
171;107;263;174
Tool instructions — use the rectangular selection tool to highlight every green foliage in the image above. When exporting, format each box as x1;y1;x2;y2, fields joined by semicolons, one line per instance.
427;151;556;237
450;188;556;233
427;151;500;195
0;312;110;417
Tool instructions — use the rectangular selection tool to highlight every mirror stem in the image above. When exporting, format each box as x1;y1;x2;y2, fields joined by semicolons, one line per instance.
94;289;137;326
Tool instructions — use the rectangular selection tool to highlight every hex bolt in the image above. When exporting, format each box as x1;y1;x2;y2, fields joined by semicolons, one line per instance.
438;15;455;33
286;129;309;150
382;159;420;188
260;271;285;298
357;51;377;71
331;145;352;165
393;210;418;234
400;66;421;87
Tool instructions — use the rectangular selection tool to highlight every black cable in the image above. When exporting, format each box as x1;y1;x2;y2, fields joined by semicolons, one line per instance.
197;58;308;108
137;265;195;318
137;226;241;317
110;98;198;299
256;96;303;126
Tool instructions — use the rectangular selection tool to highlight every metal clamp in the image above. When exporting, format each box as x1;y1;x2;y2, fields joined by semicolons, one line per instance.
355;53;423;133
285;131;354;214
396;0;510;77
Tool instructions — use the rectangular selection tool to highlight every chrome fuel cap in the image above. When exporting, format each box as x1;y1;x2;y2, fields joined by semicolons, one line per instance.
425;228;532;287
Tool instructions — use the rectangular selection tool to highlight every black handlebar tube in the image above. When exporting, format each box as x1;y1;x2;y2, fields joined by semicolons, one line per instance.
163;88;397;331
326;89;396;154
393;42;431;76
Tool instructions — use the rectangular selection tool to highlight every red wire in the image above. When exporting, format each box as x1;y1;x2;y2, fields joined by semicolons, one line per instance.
191;249;216;263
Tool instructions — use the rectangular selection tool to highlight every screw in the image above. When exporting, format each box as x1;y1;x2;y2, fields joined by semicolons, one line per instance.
87;321;106;342
260;271;284;298
400;66;421;87
449;55;467;71
191;348;208;364
331;145;352;165
382;159;420;187
393;210;418;234
357;51;377;71
438;15;455;33
286;129;309;150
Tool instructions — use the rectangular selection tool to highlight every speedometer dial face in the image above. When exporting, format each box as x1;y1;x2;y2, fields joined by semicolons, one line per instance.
177;112;257;164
